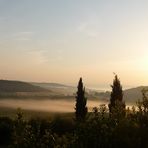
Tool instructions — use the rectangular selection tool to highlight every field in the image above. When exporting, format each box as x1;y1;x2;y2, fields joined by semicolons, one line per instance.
0;106;75;120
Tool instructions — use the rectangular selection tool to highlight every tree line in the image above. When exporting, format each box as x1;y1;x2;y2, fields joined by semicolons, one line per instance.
75;74;125;121
1;75;148;147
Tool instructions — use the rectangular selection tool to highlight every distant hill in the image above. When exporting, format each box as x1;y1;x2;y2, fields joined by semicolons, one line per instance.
31;82;148;103
124;86;148;104
0;80;147;104
0;80;47;92
95;86;148;104
31;82;76;95
31;82;102;97
31;82;72;89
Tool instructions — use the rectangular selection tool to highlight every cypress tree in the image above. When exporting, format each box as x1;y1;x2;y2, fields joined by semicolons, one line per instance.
75;77;87;121
108;74;125;114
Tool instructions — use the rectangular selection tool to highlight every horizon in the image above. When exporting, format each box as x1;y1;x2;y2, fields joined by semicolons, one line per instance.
0;78;145;91
0;0;148;87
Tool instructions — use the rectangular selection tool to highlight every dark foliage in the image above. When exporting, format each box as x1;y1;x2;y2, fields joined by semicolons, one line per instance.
1;80;148;147
75;78;88;121
0;117;13;146
109;74;125;115
1;96;148;148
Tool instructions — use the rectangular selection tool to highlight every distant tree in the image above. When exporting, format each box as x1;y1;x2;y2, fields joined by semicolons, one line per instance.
108;74;125;115
75;78;88;121
136;89;148;148
137;89;148;113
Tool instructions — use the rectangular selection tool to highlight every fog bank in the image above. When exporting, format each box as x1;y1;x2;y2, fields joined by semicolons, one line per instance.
0;99;107;112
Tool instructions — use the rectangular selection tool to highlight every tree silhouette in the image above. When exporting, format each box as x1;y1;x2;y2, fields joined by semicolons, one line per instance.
75;78;87;121
108;74;125;114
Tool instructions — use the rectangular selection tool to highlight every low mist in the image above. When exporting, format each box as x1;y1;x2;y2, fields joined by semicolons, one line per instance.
0;99;107;112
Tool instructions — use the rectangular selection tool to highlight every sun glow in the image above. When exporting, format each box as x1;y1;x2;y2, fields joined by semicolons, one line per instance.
138;56;148;71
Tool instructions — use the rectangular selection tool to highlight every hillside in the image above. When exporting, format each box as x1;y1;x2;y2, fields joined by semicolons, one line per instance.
95;86;148;104
124;86;148;104
31;82;76;95
0;80;47;92
31;82;71;89
27;83;148;103
0;80;147;103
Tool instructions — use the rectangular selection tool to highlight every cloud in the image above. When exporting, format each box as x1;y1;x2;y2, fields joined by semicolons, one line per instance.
77;19;100;38
12;31;34;41
27;49;49;64
26;48;64;67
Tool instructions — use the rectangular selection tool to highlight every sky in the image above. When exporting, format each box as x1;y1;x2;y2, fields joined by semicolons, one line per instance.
0;0;148;89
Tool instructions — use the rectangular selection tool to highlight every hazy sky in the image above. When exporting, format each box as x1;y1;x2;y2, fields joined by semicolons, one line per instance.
0;0;148;89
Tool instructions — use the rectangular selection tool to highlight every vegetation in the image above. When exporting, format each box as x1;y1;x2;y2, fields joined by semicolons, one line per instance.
1;76;148;147
109;74;125;114
1;94;148;148
75;78;87;121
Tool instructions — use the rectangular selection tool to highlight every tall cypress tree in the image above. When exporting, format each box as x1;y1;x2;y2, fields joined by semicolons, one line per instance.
108;74;125;114
75;77;87;121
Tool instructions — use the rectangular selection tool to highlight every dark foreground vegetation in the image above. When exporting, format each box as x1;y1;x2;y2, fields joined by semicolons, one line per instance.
1;99;148;148
1;75;148;148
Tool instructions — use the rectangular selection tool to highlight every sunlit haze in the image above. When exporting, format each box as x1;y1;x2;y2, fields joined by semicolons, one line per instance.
0;0;148;89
